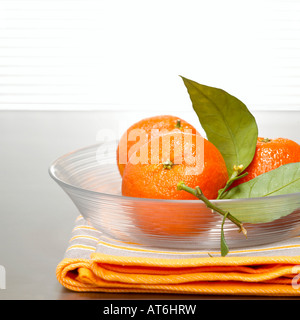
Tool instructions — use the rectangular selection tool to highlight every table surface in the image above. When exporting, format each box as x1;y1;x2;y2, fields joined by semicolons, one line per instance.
1;110;300;300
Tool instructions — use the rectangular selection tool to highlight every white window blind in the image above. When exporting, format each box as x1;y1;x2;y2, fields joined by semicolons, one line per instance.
0;0;300;111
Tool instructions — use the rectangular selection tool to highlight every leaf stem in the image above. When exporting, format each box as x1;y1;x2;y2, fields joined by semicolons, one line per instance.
217;165;248;199
177;181;247;238
221;212;229;257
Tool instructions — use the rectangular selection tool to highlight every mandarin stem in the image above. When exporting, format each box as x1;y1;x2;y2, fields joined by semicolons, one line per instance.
175;119;182;129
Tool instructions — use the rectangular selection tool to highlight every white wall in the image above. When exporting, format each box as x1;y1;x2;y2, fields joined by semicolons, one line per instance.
1;0;300;112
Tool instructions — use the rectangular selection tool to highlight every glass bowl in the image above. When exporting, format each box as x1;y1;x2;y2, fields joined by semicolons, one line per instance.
49;142;300;250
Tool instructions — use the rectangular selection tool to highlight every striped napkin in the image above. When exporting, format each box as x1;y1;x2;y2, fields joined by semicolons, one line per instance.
56;215;300;296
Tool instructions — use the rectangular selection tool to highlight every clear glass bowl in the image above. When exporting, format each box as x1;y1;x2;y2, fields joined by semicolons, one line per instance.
49;142;300;250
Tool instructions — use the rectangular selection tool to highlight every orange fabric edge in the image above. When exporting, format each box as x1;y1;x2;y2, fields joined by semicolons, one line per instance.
56;257;300;296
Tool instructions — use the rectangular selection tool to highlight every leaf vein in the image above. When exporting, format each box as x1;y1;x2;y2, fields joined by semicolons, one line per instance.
263;175;300;197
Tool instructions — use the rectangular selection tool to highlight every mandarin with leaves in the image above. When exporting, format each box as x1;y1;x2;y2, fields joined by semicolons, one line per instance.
231;137;300;188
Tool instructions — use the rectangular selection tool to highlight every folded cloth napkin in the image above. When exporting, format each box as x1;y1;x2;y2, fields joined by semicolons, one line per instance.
56;215;300;296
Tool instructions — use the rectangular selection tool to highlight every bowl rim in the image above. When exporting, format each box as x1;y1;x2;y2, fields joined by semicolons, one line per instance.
49;142;300;204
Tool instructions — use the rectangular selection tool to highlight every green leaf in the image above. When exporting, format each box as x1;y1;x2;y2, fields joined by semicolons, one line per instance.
224;162;300;199
221;212;229;257
180;76;258;176
220;162;300;224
